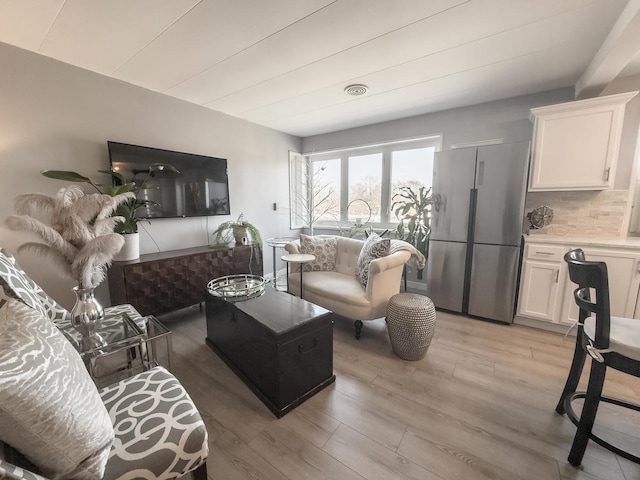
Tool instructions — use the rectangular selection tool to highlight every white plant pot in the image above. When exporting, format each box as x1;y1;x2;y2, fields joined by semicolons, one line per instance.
114;233;140;262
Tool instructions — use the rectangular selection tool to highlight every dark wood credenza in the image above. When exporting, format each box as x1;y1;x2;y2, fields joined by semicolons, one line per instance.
107;244;262;316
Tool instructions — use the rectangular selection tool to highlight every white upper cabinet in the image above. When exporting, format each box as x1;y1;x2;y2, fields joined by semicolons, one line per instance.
528;92;637;191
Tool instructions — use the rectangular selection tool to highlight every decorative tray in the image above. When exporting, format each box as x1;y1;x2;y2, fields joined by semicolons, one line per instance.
207;274;266;301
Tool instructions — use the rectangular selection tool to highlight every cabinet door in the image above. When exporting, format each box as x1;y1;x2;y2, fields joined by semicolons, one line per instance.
561;248;640;324
123;257;190;316
233;245;263;276
528;92;634;191
188;250;234;304
517;260;564;321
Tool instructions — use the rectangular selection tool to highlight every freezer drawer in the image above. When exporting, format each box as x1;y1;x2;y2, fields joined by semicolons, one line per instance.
426;240;467;312
467;244;521;323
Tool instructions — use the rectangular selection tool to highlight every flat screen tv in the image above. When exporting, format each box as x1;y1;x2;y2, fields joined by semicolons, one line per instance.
107;141;230;219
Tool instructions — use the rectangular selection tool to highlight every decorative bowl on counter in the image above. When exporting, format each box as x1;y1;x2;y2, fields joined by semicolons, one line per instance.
207;274;266;301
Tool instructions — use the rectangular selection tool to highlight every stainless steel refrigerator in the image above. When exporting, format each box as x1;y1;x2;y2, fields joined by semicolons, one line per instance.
426;142;529;323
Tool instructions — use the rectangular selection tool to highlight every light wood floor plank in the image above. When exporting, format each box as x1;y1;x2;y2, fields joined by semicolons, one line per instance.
322;423;445;480
249;421;366;480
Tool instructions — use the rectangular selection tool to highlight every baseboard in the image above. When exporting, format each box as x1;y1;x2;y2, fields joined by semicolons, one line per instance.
406;280;427;292
513;315;575;336
263;268;287;282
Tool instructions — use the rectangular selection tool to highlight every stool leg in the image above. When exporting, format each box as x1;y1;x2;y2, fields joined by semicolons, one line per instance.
568;360;607;466
354;320;363;340
556;334;587;415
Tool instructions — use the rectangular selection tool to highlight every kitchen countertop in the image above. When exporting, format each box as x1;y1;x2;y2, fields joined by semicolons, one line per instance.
523;234;640;248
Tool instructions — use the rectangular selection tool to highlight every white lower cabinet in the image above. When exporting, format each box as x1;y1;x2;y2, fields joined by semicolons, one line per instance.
517;241;640;328
561;248;640;324
517;244;566;321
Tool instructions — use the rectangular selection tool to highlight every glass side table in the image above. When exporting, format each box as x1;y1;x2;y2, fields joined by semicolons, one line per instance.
142;315;173;371
266;237;298;291
60;312;145;386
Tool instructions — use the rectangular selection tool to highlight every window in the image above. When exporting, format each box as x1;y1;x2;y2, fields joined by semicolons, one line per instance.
348;153;382;223
291;136;439;230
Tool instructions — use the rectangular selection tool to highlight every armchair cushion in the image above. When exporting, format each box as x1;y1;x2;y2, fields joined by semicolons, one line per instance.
0;299;114;479
300;234;337;272
99;367;208;480
355;234;390;287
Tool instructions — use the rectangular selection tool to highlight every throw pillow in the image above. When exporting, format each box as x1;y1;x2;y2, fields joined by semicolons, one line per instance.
0;248;70;324
300;234;337;272
355;234;390;287
0;299;114;480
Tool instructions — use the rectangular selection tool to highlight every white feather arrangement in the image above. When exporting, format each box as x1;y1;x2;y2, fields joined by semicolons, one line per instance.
6;185;135;289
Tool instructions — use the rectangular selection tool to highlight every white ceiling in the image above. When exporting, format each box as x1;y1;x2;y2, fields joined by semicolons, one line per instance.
1;0;639;137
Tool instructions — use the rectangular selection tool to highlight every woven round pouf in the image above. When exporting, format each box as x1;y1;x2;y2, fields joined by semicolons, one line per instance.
386;293;436;361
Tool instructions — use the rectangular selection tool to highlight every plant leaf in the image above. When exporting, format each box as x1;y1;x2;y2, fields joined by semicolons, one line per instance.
41;170;93;183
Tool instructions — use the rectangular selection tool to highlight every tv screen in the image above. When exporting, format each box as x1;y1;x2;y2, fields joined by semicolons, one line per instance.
107;141;230;219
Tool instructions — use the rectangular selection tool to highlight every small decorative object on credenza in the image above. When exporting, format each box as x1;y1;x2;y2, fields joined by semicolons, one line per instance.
6;185;134;342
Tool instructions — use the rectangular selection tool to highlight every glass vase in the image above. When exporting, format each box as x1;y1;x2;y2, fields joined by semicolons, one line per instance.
70;286;105;339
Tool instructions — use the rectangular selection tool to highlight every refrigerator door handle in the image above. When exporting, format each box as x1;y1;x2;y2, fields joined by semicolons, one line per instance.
433;194;442;212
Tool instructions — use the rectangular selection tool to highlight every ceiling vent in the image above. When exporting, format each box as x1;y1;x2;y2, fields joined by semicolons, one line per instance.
344;84;368;96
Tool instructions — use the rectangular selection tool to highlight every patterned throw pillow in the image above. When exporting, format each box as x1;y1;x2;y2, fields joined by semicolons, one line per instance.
355;234;390;287
300;234;338;272
0;299;114;479
0;248;70;324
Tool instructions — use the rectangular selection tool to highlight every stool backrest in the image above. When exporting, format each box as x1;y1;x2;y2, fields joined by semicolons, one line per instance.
564;248;611;349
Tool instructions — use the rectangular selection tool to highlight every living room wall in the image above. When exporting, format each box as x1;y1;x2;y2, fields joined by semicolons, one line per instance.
0;41;300;309
301;88;574;154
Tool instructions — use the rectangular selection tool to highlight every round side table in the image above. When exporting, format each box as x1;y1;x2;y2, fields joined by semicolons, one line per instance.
386;293;436;360
281;253;315;300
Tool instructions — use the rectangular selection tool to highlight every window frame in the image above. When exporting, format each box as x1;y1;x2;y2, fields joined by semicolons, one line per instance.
301;136;441;230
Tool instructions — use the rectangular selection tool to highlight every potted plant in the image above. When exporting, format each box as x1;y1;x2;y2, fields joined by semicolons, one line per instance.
391;185;433;279
210;213;263;262
41;163;179;260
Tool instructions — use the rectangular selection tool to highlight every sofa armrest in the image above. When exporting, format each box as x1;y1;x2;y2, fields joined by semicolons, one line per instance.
368;250;411;275
284;241;301;254
366;250;412;318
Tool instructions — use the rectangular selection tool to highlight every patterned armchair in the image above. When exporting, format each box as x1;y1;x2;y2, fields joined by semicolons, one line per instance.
0;366;209;480
0;249;208;479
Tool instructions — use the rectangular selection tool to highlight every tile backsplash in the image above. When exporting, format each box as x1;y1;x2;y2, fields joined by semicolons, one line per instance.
524;190;629;237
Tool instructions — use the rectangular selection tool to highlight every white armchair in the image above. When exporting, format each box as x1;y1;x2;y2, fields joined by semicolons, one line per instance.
285;235;415;339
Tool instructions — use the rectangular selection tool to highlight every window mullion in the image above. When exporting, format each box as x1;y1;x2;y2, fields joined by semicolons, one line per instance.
340;154;348;223
380;148;392;225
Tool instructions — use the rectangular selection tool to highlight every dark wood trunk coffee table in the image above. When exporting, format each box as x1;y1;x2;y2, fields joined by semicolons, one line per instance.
205;287;335;418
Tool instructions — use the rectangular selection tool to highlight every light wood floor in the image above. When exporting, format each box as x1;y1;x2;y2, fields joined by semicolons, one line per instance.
160;304;640;480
